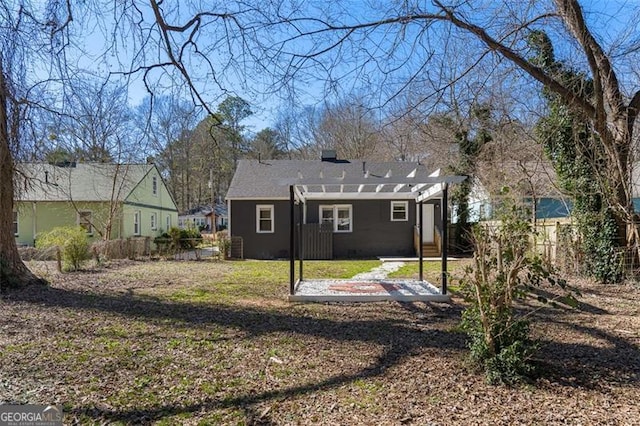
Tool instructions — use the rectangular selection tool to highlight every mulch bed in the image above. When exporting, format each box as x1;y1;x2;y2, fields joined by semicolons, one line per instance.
1;260;639;425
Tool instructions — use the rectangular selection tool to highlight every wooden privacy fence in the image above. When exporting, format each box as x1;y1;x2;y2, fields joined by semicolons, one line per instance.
301;223;333;259
476;218;576;267
92;237;152;260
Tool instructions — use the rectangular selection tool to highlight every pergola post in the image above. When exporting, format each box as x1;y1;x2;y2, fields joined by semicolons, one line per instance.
441;183;449;295
419;200;424;281
289;185;295;295
298;198;304;282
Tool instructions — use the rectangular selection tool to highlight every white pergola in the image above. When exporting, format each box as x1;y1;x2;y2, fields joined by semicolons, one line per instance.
287;168;466;300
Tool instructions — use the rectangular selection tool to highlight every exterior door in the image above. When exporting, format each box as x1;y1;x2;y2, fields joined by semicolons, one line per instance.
421;203;435;243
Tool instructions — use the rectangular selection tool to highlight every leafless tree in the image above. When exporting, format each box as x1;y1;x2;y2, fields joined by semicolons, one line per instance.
274;98;383;160
273;106;323;160
136;95;201;210
54;78;134;162
3;0;640;287
1;1;76;286
314;98;383;159
250;0;640;245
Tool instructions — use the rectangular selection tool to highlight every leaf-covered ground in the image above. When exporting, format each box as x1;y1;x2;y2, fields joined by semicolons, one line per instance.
1;259;639;425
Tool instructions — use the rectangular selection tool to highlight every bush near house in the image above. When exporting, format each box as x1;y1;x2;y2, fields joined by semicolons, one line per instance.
35;226;90;271
154;227;203;254
215;230;230;258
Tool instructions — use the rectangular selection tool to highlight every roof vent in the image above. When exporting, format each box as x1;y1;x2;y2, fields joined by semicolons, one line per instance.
321;149;337;162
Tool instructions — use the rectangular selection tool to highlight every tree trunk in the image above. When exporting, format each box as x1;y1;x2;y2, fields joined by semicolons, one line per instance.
599;122;633;247
0;61;45;289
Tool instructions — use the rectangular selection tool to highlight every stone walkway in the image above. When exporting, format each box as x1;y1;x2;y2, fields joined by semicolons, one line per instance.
350;261;405;280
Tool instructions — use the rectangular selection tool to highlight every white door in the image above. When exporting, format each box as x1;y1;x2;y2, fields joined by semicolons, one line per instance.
421;204;435;243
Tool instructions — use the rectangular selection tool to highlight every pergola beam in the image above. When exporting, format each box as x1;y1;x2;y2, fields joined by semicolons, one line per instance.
293;185;306;203
283;175;465;186
417;183;443;203
300;192;418;200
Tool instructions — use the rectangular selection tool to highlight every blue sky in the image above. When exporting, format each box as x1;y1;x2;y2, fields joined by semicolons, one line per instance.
54;0;640;132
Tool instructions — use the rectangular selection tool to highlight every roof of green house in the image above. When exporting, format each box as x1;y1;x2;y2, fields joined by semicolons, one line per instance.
15;163;155;202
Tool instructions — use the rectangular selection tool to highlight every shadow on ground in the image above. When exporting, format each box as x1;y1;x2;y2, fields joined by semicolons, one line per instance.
6;284;465;423
535;318;640;389
5;283;639;424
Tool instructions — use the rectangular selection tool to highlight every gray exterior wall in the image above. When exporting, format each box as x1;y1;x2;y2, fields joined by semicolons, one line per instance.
230;200;300;259
305;199;412;258
231;198;442;259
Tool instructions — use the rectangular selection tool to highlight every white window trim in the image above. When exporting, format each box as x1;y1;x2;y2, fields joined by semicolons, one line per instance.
319;204;353;233
390;201;409;222
256;204;275;233
166;215;171;231
13;210;18;236
77;210;93;235
134;210;141;236
150;212;158;231
152;176;158;196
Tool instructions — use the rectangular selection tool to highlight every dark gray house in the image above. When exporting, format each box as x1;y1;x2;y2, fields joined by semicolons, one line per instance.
226;152;462;259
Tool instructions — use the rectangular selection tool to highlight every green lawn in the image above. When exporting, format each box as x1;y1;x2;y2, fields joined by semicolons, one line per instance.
387;259;469;291
166;259;381;303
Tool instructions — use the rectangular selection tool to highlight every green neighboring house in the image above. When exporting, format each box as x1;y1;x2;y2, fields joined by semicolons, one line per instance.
14;162;178;246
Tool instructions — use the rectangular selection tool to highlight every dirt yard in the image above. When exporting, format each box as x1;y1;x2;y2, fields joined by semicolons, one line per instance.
1;259;638;425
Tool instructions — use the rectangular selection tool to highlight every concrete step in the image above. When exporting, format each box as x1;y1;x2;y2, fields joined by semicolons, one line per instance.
420;244;440;257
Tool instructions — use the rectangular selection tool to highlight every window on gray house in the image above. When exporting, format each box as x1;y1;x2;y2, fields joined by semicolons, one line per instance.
320;205;352;232
390;201;408;221
256;205;274;233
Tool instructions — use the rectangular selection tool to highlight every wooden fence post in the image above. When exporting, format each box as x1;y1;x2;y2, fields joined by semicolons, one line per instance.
56;247;62;272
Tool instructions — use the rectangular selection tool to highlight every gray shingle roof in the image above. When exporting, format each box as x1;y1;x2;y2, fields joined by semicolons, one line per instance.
15;163;154;202
226;159;440;199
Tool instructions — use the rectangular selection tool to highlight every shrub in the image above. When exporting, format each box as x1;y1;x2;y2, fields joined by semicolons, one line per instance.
163;227;203;250
36;226;90;271
578;210;622;283
459;193;577;384
179;227;202;249
216;230;230;258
